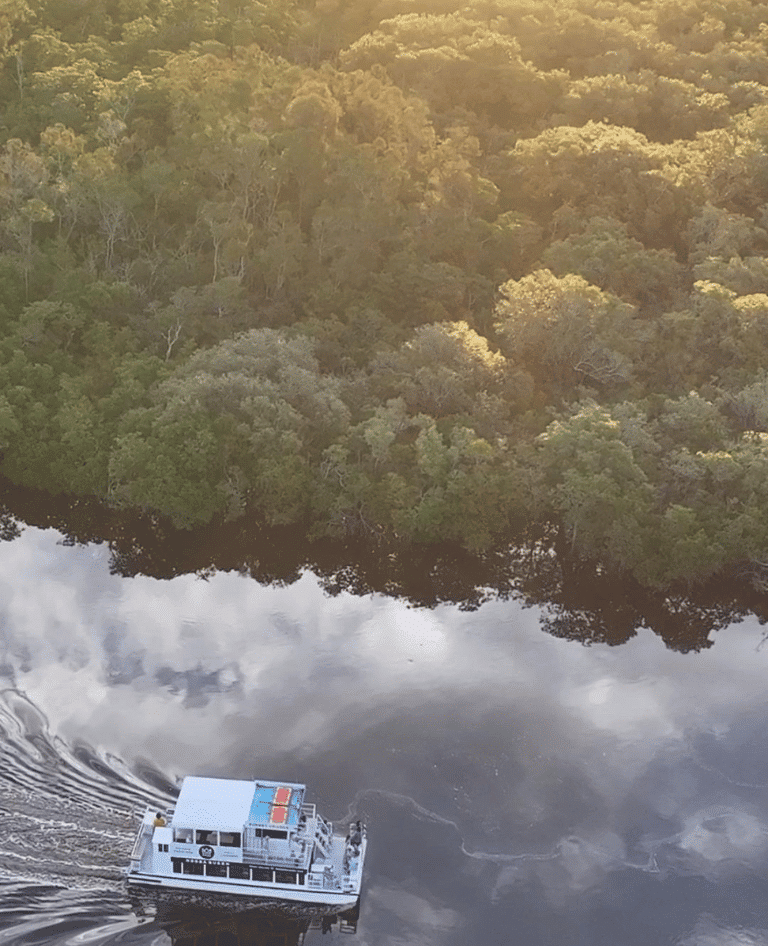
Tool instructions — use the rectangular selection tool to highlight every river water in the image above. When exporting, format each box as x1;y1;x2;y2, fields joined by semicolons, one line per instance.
2;517;768;945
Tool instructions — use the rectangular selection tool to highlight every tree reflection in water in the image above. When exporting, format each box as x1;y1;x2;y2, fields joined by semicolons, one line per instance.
3;476;767;653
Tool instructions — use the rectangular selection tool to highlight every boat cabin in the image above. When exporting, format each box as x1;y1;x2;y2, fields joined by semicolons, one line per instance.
164;777;314;884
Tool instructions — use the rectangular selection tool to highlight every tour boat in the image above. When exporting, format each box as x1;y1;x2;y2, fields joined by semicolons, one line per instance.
125;777;366;912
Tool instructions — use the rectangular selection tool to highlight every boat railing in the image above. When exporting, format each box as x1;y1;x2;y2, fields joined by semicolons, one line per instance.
130;804;149;823
306;868;341;891
131;803;174;824
300;803;316;819
129;819;153;869
242;849;309;869
311;818;333;860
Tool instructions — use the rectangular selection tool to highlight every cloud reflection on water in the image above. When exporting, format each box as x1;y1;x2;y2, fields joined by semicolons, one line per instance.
5;525;768;944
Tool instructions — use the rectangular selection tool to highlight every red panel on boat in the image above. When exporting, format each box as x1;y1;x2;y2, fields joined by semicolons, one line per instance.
270;805;288;823
274;787;292;805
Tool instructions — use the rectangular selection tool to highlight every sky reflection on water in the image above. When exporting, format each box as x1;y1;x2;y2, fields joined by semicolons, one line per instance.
5;524;768;945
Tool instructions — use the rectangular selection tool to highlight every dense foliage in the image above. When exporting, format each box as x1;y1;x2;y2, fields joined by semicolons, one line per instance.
3;0;768;587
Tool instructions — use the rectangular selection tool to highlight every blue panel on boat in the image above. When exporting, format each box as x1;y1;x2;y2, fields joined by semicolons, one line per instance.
248;783;304;826
248;785;276;825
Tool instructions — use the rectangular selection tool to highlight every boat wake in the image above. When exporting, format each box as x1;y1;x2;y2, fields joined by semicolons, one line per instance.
0;687;180;946
0;688;174;890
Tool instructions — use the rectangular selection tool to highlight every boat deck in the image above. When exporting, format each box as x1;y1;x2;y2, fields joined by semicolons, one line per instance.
128;805;365;900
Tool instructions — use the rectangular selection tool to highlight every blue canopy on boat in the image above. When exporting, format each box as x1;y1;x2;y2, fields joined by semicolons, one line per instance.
248;781;305;827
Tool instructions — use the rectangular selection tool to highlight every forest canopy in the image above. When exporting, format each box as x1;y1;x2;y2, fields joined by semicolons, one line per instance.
2;0;768;588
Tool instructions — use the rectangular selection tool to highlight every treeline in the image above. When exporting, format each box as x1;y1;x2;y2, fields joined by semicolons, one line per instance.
3;0;768;586
5;475;766;652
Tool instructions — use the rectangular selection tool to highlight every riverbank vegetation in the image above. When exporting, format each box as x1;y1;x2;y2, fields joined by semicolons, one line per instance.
3;0;768;587
5;476;768;652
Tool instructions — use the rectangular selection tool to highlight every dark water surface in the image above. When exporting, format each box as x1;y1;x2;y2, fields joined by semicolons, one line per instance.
3;520;768;945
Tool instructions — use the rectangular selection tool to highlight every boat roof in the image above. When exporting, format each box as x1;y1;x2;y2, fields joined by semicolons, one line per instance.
171;777;306;831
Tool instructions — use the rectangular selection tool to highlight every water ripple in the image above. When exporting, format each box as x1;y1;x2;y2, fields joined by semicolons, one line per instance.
0;687;177;946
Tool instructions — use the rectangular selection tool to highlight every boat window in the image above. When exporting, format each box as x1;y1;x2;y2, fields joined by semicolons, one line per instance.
219;831;241;847
173;828;193;843
275;870;297;885
196;829;218;845
252;828;287;840
182;861;204;875
228;863;250;880
205;863;228;877
251;867;273;882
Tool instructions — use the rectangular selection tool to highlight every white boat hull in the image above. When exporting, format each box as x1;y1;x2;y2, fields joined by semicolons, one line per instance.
125;872;360;911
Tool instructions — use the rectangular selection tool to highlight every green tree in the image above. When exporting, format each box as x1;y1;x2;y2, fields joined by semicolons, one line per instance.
542;216;685;309
504;122;684;246
109;406;226;527
494;269;641;389
5;196;54;298
366;320;529;430
340;13;566;130
686;202;768;264
693;255;768;295
536;402;656;572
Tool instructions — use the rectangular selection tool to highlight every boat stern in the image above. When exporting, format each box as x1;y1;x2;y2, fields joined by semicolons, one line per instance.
129;807;172;875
